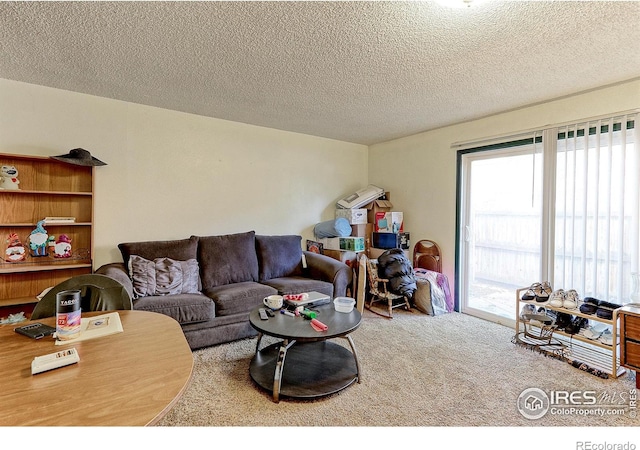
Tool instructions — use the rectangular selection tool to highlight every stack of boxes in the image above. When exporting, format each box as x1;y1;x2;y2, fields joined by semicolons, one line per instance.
362;193;410;258
323;190;410;260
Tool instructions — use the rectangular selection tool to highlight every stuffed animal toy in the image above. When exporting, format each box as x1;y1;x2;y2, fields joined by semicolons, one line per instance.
0;165;20;190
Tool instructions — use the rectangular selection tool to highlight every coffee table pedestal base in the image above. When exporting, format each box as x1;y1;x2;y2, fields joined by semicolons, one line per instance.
250;340;358;402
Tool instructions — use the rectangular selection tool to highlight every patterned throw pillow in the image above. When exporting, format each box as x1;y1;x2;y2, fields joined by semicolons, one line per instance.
128;254;200;298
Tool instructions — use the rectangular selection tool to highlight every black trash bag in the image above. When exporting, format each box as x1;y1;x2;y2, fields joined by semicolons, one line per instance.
377;249;417;299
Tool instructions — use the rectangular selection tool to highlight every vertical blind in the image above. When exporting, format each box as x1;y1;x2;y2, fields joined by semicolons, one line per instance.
553;114;638;302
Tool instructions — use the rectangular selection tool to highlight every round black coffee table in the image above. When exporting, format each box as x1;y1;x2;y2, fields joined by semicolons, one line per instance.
249;303;362;402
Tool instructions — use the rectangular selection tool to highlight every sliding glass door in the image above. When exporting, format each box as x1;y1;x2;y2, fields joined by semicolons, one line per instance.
457;114;638;326
458;139;543;325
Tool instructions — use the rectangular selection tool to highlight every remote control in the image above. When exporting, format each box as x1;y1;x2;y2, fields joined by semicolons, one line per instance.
265;309;275;317
258;308;269;320
31;348;80;375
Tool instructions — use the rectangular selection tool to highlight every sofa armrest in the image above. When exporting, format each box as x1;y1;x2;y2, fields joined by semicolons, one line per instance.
95;263;134;299
303;251;353;298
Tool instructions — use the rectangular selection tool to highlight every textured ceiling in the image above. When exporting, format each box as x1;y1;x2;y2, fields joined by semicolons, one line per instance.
1;1;639;145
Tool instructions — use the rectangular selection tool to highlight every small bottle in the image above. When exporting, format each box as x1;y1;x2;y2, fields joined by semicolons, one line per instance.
56;290;81;340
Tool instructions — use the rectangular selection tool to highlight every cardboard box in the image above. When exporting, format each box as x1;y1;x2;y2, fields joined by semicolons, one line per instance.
368;247;410;260
350;223;373;238
335;208;368;225
374;211;404;233
323;249;358;268
319;236;365;252
340;236;365;252
365;192;393;223
318;237;341;251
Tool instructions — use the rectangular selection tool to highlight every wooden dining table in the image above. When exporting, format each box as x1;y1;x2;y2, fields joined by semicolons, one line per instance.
0;310;193;426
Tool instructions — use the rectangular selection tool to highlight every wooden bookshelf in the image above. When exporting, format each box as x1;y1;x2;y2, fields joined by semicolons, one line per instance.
0;153;93;318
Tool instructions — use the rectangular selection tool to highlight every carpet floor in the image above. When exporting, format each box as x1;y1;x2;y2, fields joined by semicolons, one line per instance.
157;309;638;428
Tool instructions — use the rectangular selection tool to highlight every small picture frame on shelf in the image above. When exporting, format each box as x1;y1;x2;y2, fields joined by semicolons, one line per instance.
306;240;324;254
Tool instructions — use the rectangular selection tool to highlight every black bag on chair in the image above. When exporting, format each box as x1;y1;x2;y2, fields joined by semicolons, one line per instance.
377;249;417;299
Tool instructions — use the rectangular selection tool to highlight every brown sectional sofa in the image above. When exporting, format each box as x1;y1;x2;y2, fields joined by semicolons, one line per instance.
96;231;352;350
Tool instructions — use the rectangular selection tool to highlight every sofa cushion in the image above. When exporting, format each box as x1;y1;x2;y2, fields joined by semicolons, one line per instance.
203;281;276;316
256;235;304;282
261;277;333;298
118;236;199;269
133;293;215;325
196;231;259;289
128;255;200;299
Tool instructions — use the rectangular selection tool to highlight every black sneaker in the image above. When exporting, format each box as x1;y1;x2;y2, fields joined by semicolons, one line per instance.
596;301;621;320
565;316;589;335
554;312;573;331
579;297;600;315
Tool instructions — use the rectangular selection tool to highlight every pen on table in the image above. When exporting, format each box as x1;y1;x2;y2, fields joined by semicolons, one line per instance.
281;310;295;317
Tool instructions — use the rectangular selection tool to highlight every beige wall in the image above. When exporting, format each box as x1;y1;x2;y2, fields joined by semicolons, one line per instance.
368;78;640;297
2;77;638;293
0;79;368;268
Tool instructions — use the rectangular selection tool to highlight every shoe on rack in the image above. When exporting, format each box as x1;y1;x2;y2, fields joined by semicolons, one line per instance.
549;289;566;308
545;308;557;322
535;281;553;303
565;316;589;335
521;283;540;301
579;297;600;315
520;303;536;320
563;289;580;310
598;328;613;346
596;301;622;320
521;282;552;302
554;312;573;331
583;323;608;340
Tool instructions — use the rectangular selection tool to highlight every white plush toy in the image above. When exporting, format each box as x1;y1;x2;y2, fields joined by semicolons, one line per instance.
0;165;20;190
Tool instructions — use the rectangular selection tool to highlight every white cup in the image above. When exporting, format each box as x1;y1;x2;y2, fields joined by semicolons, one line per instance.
263;295;284;310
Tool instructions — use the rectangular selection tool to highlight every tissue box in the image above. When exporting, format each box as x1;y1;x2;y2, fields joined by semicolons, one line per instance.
335;208;368;225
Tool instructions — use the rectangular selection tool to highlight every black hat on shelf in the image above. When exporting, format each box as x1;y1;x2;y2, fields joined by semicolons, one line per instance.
51;148;107;166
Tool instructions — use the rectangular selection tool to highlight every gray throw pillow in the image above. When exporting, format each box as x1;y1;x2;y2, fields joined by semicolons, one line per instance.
255;235;304;281
118;236;199;269
196;231;259;289
128;255;200;298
